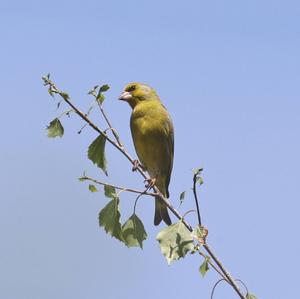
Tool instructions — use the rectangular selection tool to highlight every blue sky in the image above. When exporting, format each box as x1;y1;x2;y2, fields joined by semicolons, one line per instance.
1;1;300;298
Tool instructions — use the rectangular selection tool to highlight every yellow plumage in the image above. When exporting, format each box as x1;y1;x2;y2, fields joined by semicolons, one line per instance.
119;83;174;225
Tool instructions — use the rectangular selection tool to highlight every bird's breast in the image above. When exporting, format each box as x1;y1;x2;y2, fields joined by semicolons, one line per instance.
130;112;168;177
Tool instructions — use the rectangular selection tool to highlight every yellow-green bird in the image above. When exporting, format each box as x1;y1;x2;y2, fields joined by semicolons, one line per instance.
119;83;174;226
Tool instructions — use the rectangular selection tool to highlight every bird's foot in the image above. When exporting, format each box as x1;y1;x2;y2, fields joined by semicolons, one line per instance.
144;178;156;189
132;160;145;172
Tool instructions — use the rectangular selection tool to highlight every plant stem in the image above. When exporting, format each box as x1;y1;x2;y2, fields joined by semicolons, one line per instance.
193;173;202;226
204;244;246;299
198;251;228;282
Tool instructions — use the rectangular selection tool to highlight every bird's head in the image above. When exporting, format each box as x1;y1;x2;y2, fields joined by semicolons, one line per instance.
119;82;160;109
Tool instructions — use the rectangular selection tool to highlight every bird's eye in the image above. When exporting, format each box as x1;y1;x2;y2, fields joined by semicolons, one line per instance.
126;85;136;92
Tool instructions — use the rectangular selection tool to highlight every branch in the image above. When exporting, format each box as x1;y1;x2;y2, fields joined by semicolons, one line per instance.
191;171;245;297
43;76;147;179
80;175;156;197
98;102;123;147
42;76;247;299
193;170;203;226
203;244;246;298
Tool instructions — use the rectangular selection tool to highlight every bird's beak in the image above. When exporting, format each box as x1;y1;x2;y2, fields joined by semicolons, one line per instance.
118;91;132;101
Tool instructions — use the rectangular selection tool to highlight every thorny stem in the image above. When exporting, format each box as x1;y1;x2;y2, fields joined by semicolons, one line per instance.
43;76;247;299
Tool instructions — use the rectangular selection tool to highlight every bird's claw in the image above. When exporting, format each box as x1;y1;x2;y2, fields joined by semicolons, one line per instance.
144;178;156;189
132;160;145;172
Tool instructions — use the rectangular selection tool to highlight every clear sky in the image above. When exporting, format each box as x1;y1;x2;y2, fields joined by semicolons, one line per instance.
1;0;299;298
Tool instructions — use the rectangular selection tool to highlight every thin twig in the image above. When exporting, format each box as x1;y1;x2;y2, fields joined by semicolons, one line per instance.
57;109;74;119
235;279;249;295
80;176;156;197
133;185;152;214
191;170;246;298
182;209;197;219
210;279;227;299
204;244;246;299
193;172;202;226
98;102;123;147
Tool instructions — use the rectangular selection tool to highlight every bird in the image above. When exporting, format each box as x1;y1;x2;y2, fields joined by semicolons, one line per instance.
119;82;174;226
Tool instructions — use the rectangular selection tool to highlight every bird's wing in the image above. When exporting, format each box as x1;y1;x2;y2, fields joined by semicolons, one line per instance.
164;111;174;198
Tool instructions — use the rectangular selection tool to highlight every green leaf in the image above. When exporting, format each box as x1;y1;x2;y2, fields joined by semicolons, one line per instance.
60;92;69;101
96;84;110;104
88;184;98;192
48;88;54;97
99;198;123;242
88;135;108;175
246;294;258;299
193;167;204;185
104;185;117;199
156;220;194;264
47;118;64;138
96;93;105;104
88;85;99;96
179;191;186;205
197;177;204;185
190;245;200;254
99;84;110;92
199;258;210;277
122;214;147;248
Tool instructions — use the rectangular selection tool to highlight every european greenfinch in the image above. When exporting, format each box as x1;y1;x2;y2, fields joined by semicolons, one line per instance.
119;83;174;226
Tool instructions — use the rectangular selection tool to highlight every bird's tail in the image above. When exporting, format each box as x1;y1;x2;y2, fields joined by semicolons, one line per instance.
154;196;172;226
